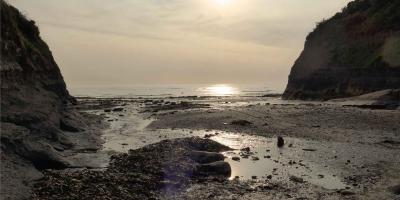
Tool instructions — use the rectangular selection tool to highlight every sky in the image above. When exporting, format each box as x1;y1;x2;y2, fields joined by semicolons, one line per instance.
9;0;352;91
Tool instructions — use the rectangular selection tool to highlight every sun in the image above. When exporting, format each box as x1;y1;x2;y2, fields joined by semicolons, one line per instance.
214;0;233;6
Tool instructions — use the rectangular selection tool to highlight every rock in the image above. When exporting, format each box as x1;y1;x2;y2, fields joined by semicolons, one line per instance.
289;176;304;183
189;151;224;164
388;184;400;195
266;175;272;179
251;156;260;161
232;157;241;161
195;161;231;177
113;107;124;112
104;109;111;112
22;141;70;170
277;136;284;147
59;119;81;132
252;176;257;179
241;147;251;152
318;174;324;179
339;190;355;196
230;120;253;126
203;134;215;139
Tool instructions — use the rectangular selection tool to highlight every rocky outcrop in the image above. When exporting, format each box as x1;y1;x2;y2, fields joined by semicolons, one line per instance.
283;0;400;100
0;1;87;199
32;137;232;200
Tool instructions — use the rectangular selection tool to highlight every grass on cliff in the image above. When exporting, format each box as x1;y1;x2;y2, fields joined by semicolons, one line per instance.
306;0;400;69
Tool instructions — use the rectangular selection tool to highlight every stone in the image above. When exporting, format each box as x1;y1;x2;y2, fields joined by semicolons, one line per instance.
230;120;253;126
340;190;355;196
388;184;400;195
189;151;224;164
251;156;260;161
232;157;241;161
241;147;251;152
59;119;81;132
113;107;124;112
277;136;284;147
195;161;231;177
289;176;304;183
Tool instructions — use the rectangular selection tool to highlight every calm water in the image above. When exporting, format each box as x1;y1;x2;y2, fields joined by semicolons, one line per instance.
69;84;281;98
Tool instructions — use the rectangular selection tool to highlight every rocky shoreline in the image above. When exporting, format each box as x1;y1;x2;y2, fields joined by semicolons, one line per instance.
27;97;400;200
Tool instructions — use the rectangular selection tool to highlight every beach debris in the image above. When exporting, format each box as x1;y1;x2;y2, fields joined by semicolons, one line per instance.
277;136;284;147
230;120;253;126
302;148;317;152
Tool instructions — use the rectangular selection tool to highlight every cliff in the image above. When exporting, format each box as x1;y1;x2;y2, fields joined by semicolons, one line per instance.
0;1;90;199
283;0;400;100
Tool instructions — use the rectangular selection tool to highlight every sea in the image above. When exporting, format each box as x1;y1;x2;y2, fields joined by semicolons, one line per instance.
69;84;282;98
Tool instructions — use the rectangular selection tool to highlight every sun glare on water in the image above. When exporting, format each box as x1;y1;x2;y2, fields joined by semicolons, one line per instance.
204;84;239;96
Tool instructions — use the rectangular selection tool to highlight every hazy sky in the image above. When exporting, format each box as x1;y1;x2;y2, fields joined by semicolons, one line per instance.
9;0;351;90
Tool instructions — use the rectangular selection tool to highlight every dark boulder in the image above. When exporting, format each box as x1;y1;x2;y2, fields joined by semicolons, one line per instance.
189;151;225;164
195;161;231;177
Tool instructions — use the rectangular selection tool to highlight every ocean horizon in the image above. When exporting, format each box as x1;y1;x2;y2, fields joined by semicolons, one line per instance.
69;84;283;98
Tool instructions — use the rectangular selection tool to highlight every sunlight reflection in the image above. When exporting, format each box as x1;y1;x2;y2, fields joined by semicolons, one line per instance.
204;84;239;96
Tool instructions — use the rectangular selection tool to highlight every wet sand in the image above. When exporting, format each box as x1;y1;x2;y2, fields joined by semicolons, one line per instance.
35;96;400;199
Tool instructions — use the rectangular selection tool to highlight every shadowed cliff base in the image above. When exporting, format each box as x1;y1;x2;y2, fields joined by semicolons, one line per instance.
283;0;400;100
1;1;103;199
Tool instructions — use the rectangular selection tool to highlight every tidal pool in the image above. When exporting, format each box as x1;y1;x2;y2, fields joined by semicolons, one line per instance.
86;104;348;190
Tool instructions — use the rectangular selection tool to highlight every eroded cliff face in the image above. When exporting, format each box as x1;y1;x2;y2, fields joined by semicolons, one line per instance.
283;0;400;100
0;1;83;199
